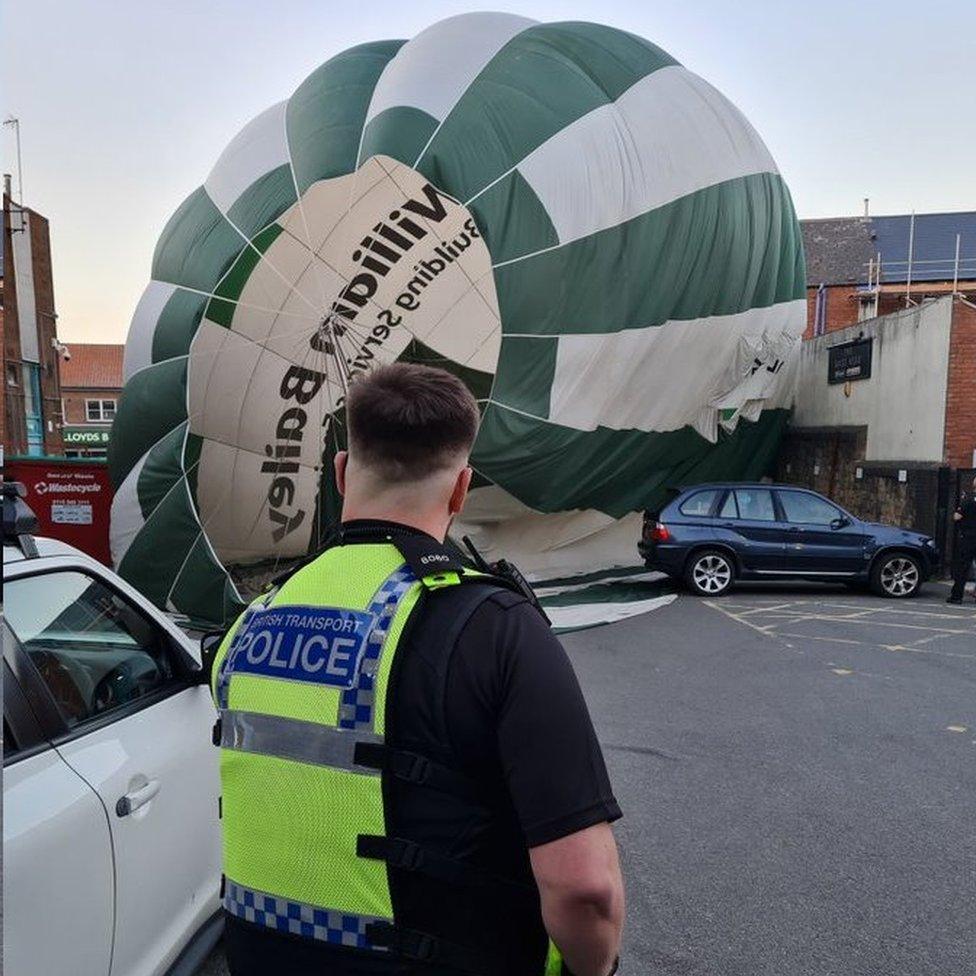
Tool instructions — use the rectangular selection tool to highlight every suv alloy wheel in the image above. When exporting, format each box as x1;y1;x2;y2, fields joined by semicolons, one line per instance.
686;550;735;596
871;552;922;598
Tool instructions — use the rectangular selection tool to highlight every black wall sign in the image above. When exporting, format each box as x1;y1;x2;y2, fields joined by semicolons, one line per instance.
828;337;873;384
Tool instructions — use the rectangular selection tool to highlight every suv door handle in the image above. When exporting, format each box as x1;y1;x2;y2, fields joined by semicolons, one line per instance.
116;779;160;817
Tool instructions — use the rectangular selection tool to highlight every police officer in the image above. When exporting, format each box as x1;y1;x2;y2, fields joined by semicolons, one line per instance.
947;474;976;604
212;363;624;976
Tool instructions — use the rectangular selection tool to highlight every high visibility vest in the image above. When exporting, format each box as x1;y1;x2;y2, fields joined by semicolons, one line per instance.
211;540;564;975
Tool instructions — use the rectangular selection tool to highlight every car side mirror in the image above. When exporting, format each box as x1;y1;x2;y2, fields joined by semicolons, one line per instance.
830;516;851;530
196;630;225;685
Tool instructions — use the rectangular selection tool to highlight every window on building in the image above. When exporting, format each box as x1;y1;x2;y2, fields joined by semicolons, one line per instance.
23;365;44;457
6;363;19;387
85;399;117;422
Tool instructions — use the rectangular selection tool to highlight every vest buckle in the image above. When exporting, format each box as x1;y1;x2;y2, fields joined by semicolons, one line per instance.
411;932;437;961
364;922;437;963
397;750;431;784
390;838;425;871
358;834;427;872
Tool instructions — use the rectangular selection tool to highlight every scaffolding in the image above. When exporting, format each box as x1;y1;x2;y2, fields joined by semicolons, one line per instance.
858;223;976;319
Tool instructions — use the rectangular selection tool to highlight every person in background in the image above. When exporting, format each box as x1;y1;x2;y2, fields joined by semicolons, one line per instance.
211;363;624;976
947;474;976;604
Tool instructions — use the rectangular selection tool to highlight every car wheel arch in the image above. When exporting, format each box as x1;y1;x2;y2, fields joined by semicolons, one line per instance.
683;543;742;576
867;545;925;575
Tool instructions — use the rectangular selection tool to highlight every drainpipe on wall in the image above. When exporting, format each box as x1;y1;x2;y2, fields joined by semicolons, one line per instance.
814;283;827;336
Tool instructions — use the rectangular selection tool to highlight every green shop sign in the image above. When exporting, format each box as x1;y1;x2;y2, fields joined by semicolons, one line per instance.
63;426;111;446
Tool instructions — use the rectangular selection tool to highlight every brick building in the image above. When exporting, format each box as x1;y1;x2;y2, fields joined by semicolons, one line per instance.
3;184;65;458
802;210;976;338
781;211;976;564
59;343;124;458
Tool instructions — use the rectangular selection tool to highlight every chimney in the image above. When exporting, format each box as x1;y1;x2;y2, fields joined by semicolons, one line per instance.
863;197;870;219
3;173;11;199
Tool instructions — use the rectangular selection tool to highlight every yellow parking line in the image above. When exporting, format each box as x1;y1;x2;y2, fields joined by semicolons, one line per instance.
777;632;976;660
817;602;976;621
765;616;969;635
778;632;866;647
734;602;799;617
703;600;777;638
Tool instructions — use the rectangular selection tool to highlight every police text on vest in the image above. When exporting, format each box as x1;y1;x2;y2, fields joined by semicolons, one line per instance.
224;606;377;689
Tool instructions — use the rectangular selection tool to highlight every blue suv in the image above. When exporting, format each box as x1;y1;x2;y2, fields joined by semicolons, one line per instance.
639;483;940;598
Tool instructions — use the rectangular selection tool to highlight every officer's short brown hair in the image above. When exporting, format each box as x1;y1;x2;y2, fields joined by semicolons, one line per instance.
346;363;480;481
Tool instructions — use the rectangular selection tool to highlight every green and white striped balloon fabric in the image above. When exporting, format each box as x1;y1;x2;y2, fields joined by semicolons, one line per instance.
110;13;805;625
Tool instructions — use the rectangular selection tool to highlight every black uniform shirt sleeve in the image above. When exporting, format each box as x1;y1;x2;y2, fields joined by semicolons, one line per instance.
445;591;621;848
960;496;976;532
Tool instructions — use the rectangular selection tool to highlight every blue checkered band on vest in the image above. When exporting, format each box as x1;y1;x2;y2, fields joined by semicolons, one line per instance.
224;880;389;950
338;565;416;731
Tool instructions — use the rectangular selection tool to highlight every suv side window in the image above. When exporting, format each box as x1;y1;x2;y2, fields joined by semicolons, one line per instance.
4;571;181;729
728;489;776;522
779;491;842;525
679;489;719;517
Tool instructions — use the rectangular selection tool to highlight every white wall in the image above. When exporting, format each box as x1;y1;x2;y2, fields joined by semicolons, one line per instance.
10;211;39;362
792;297;952;463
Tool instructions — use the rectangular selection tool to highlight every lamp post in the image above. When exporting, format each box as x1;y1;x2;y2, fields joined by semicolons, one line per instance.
3;116;24;204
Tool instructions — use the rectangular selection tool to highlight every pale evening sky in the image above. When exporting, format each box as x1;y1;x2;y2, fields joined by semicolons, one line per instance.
2;0;973;343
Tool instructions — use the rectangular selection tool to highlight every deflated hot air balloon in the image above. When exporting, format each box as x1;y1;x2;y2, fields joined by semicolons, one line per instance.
110;12;806;625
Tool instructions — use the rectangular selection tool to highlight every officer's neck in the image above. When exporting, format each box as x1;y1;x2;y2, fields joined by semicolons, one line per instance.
340;501;449;543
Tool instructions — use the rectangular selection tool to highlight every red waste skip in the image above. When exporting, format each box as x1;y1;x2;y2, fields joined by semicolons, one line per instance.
6;457;114;567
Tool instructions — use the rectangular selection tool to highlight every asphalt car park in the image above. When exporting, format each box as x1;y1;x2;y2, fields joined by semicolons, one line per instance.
567;579;976;976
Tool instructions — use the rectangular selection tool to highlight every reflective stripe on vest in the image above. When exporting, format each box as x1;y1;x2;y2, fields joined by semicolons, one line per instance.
220;709;381;773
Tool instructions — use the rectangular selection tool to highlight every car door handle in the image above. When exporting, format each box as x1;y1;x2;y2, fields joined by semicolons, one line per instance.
116;780;160;817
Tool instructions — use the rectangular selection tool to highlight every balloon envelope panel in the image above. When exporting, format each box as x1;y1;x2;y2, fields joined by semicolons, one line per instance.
110;13;805;625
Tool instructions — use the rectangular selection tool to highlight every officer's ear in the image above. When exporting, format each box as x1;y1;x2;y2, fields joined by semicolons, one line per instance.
334;450;348;496
449;465;473;516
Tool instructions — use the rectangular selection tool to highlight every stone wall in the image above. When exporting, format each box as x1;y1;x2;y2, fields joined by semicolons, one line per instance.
777;428;951;567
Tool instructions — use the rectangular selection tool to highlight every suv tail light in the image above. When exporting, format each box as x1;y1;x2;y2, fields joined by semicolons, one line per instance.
650;522;670;543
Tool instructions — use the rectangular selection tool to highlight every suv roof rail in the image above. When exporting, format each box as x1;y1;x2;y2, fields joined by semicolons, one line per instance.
2;481;40;558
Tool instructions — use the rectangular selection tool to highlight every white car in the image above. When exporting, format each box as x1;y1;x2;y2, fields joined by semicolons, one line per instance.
3;492;222;976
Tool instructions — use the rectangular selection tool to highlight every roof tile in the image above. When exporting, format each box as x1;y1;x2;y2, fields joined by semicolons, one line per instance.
60;343;124;389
